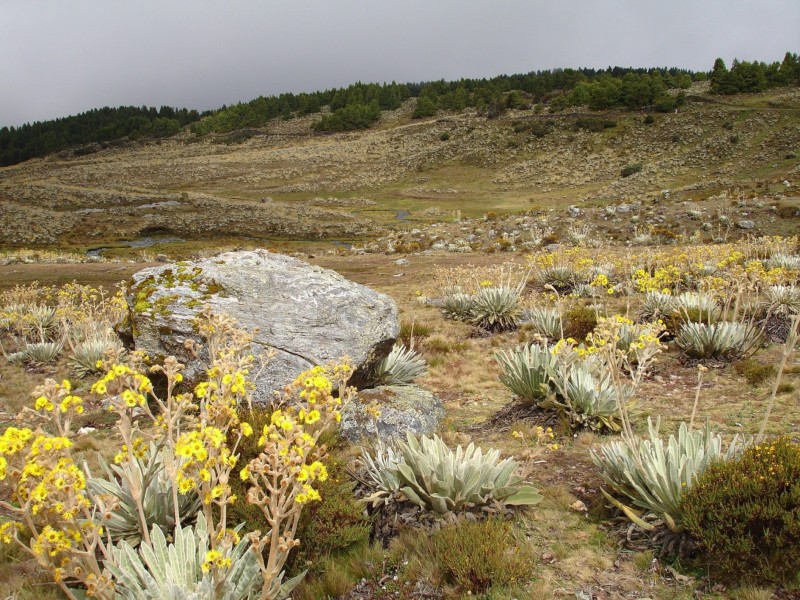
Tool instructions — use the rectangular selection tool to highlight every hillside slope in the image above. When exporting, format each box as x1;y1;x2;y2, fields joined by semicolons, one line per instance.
0;86;798;250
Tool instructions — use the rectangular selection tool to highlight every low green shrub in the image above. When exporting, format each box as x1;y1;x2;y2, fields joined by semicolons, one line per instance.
620;163;643;178
733;358;776;385
432;519;535;595
398;320;432;346
681;437;800;585
563;305;598;342
288;456;372;575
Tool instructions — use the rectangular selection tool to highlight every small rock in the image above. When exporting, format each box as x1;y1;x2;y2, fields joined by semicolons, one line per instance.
736;220;755;229
340;385;444;443
570;500;588;513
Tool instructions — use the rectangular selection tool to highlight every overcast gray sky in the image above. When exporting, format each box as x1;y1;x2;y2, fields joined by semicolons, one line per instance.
2;0;798;127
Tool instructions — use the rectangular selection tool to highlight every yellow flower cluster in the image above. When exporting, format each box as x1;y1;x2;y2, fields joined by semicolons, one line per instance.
113;436;147;464
0;426;34;457
295;484;322;505
297;366;335;405
175;426;236;501
633;265;682;293
0;521;21;544
201;549;232;573
20;453;89;519
91;363;153;401
32;525;75;557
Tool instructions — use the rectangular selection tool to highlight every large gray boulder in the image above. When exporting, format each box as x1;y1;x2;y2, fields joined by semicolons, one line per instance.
340;385;444;442
124;250;398;400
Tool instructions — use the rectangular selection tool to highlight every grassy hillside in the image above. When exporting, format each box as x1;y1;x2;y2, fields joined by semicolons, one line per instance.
0;84;797;255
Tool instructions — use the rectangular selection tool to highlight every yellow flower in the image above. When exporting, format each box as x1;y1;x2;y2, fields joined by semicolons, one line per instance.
240;422;253;437
34;396;54;411
239;466;250;481
177;476;196;494
201;549;231;573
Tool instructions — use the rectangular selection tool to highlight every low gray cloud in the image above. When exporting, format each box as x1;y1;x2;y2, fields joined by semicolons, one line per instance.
1;0;798;126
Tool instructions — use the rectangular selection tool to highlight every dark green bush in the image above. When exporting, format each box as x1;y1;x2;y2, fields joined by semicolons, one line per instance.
681;437;800;586
575;117;616;132
620;163;643;178
643;114;656;125
563;305;598;341
288;454;372;575
432;519;535;594
733;358;776;385
439;132;450;141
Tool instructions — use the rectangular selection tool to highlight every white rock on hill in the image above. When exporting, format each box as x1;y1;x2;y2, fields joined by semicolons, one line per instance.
123;250;399;401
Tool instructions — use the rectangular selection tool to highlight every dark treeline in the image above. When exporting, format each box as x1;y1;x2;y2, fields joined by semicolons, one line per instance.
710;53;800;94
1;53;797;166
0;106;202;167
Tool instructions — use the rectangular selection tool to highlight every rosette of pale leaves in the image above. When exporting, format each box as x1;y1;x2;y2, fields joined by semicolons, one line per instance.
105;516;266;600
763;253;800;271
69;335;123;378
672;292;721;324
639;291;676;322
372;344;427;385
760;285;800;317
495;343;557;404
591;418;745;532
441;292;476;321
87;444;202;545
8;340;63;365
470;285;524;331
560;364;627;432
366;432;542;515
520;307;562;339
675;321;761;360
360;439;404;504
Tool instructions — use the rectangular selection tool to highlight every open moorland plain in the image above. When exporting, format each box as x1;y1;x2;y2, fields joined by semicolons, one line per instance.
0;84;799;600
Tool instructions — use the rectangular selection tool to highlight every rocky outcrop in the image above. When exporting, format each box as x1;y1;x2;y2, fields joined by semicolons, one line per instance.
340;385;444;442
124;250;398;400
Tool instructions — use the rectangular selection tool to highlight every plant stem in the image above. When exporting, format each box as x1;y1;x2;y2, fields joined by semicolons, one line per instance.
757;315;798;442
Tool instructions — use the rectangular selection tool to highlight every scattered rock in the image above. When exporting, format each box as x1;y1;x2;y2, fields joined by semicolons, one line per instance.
340;385;444;442
736;219;755;229
124;250;399;400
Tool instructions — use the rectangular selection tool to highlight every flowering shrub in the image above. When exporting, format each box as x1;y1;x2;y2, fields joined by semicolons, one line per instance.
0;306;354;600
681;437;800;584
